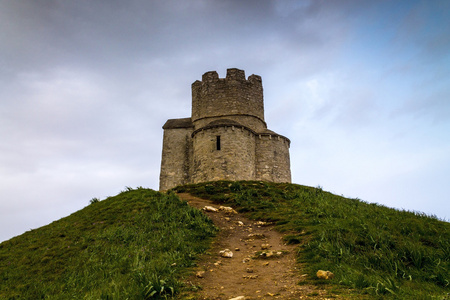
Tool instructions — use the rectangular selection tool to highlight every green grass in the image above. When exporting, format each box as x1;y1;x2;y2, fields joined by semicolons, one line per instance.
175;181;450;299
0;188;217;299
1;181;448;299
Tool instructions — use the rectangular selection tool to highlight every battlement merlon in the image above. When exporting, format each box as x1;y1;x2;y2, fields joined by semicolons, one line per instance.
192;68;262;87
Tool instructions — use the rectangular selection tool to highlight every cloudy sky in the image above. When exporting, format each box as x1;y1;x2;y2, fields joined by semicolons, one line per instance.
1;0;449;242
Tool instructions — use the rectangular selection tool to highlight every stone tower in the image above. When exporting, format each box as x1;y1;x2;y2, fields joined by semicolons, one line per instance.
159;68;291;191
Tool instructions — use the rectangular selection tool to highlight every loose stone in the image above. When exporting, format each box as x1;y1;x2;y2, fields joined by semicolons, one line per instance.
248;233;266;239
196;271;205;278
316;270;335;280
219;206;238;214
202;206;218;212
228;297;245;300
219;249;233;258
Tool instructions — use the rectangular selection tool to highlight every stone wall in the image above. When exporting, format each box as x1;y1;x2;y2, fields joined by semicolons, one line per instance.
159;120;193;191
191;126;256;183
256;135;291;183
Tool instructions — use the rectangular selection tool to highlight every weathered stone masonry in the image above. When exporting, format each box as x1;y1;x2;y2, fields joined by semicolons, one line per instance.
159;68;291;191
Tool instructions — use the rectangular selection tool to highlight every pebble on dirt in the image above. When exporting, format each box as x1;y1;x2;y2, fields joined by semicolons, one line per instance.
316;270;335;280
196;271;205;278
219;249;233;258
219;206;238;214
202;206;218;212
261;243;270;250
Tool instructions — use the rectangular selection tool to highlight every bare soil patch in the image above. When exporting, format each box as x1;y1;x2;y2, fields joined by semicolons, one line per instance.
178;193;332;300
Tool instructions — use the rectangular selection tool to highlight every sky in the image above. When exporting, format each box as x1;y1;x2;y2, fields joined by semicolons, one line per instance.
1;0;449;242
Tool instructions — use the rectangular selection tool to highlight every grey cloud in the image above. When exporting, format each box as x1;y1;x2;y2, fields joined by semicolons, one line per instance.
1;0;354;74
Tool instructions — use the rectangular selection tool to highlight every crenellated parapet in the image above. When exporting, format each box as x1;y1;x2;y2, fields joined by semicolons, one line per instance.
191;68;266;131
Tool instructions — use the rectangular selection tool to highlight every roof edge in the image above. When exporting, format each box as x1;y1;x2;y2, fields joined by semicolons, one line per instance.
162;118;193;129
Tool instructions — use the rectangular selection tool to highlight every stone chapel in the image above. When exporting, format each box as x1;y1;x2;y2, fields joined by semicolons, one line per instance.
159;68;291;191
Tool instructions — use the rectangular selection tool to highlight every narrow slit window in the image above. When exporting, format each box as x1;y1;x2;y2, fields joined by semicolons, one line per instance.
216;136;221;150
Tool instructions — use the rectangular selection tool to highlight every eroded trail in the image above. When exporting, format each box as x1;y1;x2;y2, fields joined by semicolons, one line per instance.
178;193;328;300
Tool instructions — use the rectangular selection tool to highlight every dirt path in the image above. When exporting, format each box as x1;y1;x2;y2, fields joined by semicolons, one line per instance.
178;193;330;300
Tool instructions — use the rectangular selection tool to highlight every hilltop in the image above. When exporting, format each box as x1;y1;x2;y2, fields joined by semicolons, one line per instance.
0;181;449;299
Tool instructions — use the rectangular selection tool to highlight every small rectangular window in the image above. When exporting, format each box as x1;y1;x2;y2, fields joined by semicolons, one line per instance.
216;136;221;150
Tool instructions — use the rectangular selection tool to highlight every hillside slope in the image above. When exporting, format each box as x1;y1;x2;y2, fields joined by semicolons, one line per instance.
1;182;448;299
0;188;216;299
175;181;449;299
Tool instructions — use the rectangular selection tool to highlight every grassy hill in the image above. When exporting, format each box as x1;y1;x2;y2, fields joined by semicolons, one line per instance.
1;181;449;299
175;181;449;299
0;188;217;299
